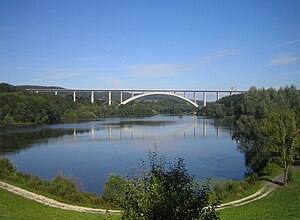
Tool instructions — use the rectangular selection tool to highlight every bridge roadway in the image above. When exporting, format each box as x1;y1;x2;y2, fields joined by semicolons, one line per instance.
26;89;247;108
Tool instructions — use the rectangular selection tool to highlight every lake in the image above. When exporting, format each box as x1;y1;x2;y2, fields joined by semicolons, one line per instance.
0;115;246;195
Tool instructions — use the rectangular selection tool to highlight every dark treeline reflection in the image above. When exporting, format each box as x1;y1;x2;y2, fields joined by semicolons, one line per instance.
0;128;90;154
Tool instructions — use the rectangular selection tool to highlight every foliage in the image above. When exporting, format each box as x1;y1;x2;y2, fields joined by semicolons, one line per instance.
219;170;300;220
236;110;300;184
0;157;16;178
0;158;115;209
103;173;126;203
260;110;300;185
50;171;83;202
0;83;196;126
120;149;220;220
200;85;300;121
212;173;259;201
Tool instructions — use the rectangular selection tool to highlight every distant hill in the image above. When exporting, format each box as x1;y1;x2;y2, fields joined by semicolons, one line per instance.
17;85;65;90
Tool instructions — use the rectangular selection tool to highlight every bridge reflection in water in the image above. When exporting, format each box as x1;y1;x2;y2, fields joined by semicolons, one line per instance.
72;117;223;143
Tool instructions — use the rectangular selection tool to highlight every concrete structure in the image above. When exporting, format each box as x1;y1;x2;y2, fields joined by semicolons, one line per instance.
26;89;247;108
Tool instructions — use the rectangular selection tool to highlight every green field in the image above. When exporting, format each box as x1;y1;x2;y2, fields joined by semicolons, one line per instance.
0;187;121;220
219;170;300;220
1;171;299;220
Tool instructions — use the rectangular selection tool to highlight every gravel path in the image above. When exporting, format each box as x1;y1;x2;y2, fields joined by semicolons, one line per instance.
0;181;121;214
217;165;300;210
1;166;299;213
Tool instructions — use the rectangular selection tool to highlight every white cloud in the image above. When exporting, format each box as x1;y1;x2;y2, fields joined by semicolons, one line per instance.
277;38;300;47
197;49;241;65
267;55;300;66
125;49;241;78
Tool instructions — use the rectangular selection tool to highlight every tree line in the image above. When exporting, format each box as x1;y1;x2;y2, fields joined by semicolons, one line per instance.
0;83;195;126
201;85;300;185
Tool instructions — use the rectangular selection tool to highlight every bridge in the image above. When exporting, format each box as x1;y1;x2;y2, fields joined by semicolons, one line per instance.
26;89;247;108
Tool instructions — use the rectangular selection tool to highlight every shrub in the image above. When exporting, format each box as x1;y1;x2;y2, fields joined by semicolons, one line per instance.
120;149;220;220
0;157;16;177
103;173;126;203
50;171;83;202
2;115;15;126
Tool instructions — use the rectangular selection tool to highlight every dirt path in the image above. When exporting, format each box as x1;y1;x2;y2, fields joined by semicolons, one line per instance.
216;165;300;210
1;166;299;213
0;181;121;214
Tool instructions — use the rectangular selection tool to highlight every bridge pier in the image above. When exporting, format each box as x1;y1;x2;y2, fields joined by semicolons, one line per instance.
203;92;206;107
73;91;76;102
184;92;186;98
91;91;94;103
108;91;112;105
194;92;196;105
55;91;58;95
120;92;123;104
216;92;219;101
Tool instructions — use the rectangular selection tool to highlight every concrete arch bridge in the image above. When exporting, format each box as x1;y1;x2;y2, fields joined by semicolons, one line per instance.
26;89;247;108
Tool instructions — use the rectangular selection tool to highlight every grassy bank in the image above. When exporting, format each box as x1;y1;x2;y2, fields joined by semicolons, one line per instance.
219;170;300;219
0;187;121;220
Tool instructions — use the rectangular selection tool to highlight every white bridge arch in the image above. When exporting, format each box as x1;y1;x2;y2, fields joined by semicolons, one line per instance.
121;92;199;108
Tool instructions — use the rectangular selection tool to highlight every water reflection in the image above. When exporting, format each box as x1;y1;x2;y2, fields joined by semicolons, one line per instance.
0;116;234;155
70;116;228;142
0;116;243;194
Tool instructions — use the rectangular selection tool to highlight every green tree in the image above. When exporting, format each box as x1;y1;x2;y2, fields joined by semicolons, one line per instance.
0;157;16;178
215;104;224;118
120;149;219;220
260;110;300;185
103;173;126;203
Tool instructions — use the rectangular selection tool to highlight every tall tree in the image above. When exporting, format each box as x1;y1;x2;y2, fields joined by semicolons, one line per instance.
260;110;300;185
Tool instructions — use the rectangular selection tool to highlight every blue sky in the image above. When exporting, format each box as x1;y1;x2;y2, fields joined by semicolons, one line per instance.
0;0;300;92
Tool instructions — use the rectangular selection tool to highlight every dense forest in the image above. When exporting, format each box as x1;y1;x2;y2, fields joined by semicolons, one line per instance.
0;83;195;126
199;85;300;121
200;86;300;183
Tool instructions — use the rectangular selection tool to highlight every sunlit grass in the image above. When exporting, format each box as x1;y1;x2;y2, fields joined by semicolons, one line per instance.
0;187;121;220
219;170;300;220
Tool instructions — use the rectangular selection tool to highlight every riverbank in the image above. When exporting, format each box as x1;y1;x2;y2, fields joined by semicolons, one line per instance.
1;166;299;219
219;167;300;219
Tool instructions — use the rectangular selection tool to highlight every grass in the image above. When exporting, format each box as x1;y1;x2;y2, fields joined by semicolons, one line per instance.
1;170;299;220
0;187;121;220
219;170;300;220
219;166;283;203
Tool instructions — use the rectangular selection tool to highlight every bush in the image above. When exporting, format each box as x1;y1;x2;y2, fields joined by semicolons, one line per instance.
50;171;83;202
0;157;16;177
120;149;220;220
2;115;15;126
103;173;126;203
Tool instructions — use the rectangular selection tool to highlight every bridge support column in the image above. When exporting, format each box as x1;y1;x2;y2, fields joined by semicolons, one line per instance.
194;92;196;104
108;91;112;105
120;92;123;104
36;91;39;94
91;91;94;103
203;92;206;107
55;91;58;95
184;92;186;98
131;92;134;98
216;92;219;101
73;91;76;102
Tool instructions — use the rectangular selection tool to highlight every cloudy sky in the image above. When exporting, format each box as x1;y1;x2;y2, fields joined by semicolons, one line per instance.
0;0;300;91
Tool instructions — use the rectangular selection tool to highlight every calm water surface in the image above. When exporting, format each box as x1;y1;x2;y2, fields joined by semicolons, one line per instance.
0;115;245;194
